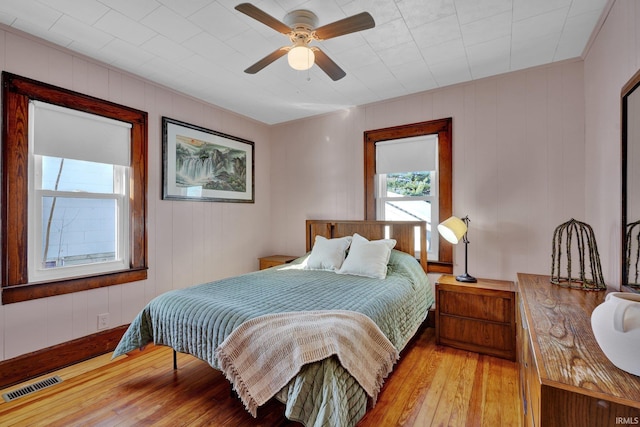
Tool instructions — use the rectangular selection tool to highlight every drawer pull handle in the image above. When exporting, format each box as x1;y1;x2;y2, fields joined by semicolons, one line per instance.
520;299;528;330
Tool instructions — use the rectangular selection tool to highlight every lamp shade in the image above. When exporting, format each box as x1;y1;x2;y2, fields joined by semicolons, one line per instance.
288;45;315;70
437;216;467;244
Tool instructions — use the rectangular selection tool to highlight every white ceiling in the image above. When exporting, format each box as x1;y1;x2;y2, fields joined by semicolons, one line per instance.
0;0;608;125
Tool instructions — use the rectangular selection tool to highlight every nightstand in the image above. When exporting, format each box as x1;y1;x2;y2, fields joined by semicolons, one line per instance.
258;255;298;270
435;274;516;361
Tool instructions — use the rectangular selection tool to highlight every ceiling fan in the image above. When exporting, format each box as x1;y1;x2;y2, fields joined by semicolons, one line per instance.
235;3;375;81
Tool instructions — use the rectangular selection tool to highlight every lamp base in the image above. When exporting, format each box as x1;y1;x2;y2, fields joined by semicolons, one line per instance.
456;273;477;283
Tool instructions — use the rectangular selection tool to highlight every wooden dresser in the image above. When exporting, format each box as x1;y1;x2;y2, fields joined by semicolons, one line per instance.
517;273;640;427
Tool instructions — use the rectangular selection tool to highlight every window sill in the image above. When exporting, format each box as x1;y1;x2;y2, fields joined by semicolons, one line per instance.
427;261;453;274
1;268;148;304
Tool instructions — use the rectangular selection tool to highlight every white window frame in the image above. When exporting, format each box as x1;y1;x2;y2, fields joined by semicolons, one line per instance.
375;171;439;261
27;105;131;283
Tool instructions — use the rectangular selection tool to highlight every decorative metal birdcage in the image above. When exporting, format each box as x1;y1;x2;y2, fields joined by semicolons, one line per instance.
550;218;606;290
626;220;640;288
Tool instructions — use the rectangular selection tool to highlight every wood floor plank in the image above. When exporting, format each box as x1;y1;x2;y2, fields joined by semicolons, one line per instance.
447;351;481;427
465;354;489;427
426;349;473;426
0;327;521;426
409;348;460;425
359;327;438;426
495;357;520;427
482;357;509;426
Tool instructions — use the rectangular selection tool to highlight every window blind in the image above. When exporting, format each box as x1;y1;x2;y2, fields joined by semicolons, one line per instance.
31;100;132;166
375;134;437;174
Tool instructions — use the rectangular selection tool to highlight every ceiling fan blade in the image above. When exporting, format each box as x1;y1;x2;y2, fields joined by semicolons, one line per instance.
312;48;346;81
244;47;289;74
313;12;375;40
235;3;291;35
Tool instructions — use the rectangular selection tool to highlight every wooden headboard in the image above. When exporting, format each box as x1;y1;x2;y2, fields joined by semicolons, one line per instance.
306;220;428;272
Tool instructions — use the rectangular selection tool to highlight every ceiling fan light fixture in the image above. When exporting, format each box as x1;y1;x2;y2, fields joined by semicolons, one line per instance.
236;4;375;80
288;45;315;70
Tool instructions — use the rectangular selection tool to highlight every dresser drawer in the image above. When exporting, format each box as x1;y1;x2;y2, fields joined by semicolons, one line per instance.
260;259;284;269
439;290;513;323
439;315;514;354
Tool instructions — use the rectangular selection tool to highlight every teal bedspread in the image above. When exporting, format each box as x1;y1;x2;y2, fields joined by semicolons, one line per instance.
113;249;433;427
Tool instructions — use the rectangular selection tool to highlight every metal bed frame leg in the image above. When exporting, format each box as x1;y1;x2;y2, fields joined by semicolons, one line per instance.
171;348;235;398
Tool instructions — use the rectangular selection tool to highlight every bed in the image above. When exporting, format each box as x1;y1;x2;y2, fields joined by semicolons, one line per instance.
113;220;434;427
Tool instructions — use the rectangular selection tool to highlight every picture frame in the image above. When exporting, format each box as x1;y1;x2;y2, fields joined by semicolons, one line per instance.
162;117;254;202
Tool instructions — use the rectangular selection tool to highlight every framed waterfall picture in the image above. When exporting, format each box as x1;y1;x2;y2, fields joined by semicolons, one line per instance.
162;117;254;202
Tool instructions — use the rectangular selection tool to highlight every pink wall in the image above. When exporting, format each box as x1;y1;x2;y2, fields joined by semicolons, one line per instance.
584;0;640;286
270;60;587;285
0;26;273;361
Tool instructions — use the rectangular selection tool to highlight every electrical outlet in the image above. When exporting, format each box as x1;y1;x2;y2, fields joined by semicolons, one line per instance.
97;313;109;330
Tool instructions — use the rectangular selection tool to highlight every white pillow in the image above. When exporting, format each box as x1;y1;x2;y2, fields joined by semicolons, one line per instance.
304;235;352;271
337;233;397;279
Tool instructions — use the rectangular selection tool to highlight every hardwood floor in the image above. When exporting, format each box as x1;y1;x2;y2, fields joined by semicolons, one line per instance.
0;327;521;426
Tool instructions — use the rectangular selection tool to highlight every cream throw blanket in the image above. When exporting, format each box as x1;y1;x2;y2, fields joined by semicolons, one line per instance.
215;310;399;417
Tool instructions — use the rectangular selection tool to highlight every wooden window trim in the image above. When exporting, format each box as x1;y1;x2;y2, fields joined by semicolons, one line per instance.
364;118;453;273
1;72;148;304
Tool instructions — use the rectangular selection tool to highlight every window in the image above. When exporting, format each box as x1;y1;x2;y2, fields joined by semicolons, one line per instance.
29;101;131;282
375;135;439;259
365;118;453;273
2;72;148;304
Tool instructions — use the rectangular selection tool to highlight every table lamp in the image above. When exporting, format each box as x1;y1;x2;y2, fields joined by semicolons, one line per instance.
437;215;477;283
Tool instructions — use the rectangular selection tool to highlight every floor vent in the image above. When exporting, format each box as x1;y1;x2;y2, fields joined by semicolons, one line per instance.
2;376;63;402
